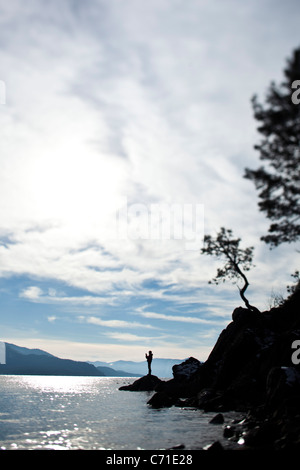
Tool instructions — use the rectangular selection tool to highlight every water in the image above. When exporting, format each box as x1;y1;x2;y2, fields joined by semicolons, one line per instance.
0;375;241;450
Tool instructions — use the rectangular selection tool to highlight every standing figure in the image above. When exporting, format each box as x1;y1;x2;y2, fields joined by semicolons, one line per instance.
145;350;153;375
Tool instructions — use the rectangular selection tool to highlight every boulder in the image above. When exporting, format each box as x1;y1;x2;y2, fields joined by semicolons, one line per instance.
242;422;279;449
119;374;163;391
232;307;261;326
209;413;224;424
147;391;176;408
204;441;224;451
265;366;300;412
172;357;202;381
223;425;236;438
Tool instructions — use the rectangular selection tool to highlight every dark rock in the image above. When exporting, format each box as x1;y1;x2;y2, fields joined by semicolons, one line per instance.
119;374;163;391
223;425;236;438
147;391;176;408
265;366;300;412
172;357;202;381
167;444;185;450
232;307;261;326
243;421;279;449
205;323;262;394
195;388;215;407
157;377;199;399
204;441;224;451
209;413;224;424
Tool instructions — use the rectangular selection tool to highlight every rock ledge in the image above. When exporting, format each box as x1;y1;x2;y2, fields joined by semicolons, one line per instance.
119;374;163;391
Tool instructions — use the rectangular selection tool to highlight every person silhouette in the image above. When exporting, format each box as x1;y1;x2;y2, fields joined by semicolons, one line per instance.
145;350;153;375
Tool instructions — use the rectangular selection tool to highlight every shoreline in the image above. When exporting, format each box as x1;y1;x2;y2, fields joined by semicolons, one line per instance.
120;287;300;450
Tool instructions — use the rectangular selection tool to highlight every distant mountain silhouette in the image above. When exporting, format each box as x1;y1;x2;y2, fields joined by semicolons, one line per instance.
0;342;183;377
0;342;151;377
0;343;104;376
90;358;184;377
6;343;54;357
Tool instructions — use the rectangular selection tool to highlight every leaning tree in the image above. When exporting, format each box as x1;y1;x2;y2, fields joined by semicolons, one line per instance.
244;48;300;247
201;227;260;313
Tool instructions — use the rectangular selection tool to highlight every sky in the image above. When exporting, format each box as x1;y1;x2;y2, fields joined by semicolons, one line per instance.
0;0;299;363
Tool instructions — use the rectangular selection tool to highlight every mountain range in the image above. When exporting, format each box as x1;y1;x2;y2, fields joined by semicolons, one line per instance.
0;342;182;377
89;359;184;377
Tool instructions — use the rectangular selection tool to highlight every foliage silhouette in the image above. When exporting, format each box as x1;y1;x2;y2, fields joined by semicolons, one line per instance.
201;227;259;312
244;48;300;247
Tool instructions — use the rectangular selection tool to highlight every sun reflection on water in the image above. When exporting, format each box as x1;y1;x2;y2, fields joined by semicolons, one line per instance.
0;376;242;450
13;375;105;394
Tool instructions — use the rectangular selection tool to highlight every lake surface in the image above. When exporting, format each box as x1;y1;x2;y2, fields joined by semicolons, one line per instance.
0;375;242;450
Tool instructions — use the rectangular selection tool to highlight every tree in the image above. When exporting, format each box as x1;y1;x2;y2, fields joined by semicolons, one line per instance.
244;48;300;247
201;227;259;313
287;270;300;297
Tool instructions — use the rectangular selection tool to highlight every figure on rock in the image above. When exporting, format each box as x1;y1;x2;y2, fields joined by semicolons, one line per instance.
145;350;153;375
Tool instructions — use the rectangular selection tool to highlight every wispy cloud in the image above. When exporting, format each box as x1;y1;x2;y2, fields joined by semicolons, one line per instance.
20;286;43;301
47;316;57;323
137;310;228;326
79;315;156;330
19;286;116;306
0;0;299;360
104;332;159;343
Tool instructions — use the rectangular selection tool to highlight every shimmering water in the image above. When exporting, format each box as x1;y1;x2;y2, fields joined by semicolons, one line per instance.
0;375;241;450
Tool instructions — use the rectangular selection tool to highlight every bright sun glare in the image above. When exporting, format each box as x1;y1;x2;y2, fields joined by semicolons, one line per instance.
24;141;126;240
19;375;100;394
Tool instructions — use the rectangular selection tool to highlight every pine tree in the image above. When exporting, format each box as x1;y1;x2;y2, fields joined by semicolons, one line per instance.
201;227;259;312
244;48;300;247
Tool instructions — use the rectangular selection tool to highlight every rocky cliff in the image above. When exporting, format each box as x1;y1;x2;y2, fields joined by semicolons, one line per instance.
145;286;300;449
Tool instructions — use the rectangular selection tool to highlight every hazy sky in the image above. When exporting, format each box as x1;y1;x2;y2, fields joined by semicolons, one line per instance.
0;0;299;362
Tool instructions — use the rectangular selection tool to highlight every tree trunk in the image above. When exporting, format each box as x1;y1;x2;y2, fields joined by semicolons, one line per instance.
238;269;260;313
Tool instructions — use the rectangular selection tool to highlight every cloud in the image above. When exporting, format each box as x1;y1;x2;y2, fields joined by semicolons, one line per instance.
137;310;227;326
80;315;156;330
47;316;57;323
0;0;299;360
0;0;296;299
19;286;116;306
104;332;159;343
20;286;43;300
